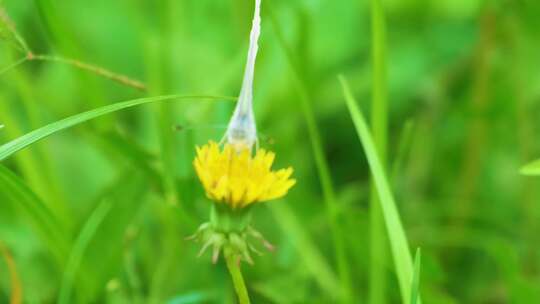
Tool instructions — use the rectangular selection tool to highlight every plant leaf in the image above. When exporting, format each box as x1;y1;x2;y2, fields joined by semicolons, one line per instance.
0;164;70;264
520;159;540;176
410;248;421;304
57;199;113;304
0;94;235;162
340;76;419;304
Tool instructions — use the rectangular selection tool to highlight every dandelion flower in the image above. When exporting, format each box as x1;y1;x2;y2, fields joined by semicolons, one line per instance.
188;0;295;265
194;141;296;209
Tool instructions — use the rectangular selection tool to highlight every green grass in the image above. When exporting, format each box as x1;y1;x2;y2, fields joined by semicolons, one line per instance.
267;4;352;302
368;0;389;302
410;248;421;304
520;158;540;176
0;95;235;161
58;199;112;304
341;76;419;304
1;1;540;303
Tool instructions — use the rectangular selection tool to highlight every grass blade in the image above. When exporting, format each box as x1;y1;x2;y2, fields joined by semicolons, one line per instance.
0;94;235;162
269;203;340;298
369;0;389;301
77;173;149;302
0;165;70;264
520;159;540;176
57;200;113;304
267;6;351;301
410;248;421;304
340;76;419;304
0;241;23;304
391;120;415;182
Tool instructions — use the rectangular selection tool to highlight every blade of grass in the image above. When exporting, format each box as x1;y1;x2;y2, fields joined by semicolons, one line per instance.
35;0;110;120
369;0;389;302
57;199;113;304
0;165;69;264
0;73;72;230
0;6;31;54
340;76;420;304
31;55;146;91
144;28;178;208
0;94;235;162
520;159;540;176
391;120;415;182
0;241;22;304
410;248;421;304
269;203;340;298
1;5;145;91
76;172;149;302
0;56;28;76
267;6;351;302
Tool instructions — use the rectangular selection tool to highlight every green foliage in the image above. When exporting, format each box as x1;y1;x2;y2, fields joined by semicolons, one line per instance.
410;248;421;304
521;159;540;176
0;0;539;303
341;76;418;303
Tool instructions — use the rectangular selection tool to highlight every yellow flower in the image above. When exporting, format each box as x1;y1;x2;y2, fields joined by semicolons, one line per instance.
194;141;296;208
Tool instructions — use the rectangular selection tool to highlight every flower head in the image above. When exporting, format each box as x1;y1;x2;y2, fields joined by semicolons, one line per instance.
188;0;294;265
194;141;296;209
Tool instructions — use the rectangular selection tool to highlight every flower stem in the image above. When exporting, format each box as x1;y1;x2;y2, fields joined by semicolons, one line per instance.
369;0;389;303
224;248;251;304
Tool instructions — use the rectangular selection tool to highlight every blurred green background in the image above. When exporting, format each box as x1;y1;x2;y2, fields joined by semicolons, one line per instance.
1;0;540;303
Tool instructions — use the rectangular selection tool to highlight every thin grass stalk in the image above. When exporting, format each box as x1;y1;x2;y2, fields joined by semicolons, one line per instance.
34;0;111;128
340;76;420;304
0;94;236;161
268;203;340;297
0;165;70;266
369;0;389;302
0;54;147;91
0;95;70;227
0;5;31;54
410;248;421;304
267;6;352;302
8;48;73;221
504;11;540;268
452;10;495;248
32;55;146;90
57;200;112;304
0;242;22;304
0;57;27;75
141;0;181;213
391;120;415;182
143;4;194;301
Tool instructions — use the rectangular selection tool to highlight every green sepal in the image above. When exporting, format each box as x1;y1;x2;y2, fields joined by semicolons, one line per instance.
210;204;253;233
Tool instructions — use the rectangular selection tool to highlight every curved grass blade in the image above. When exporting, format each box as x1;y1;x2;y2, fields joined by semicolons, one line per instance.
369;0;390;300
269;203;340;298
520;158;540;176
391;120;415;181
0;241;23;304
410;248;421;304
267;6;351;301
166;291;217;304
0;94;236;162
339;76;420;304
0;165;69;263
57;199;113;304
75;172;149;302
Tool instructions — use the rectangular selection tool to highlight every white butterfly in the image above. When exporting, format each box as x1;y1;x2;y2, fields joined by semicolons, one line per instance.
224;0;261;152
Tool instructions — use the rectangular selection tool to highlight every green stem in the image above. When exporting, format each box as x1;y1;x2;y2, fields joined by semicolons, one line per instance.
267;6;351;302
369;0;389;303
224;248;251;304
